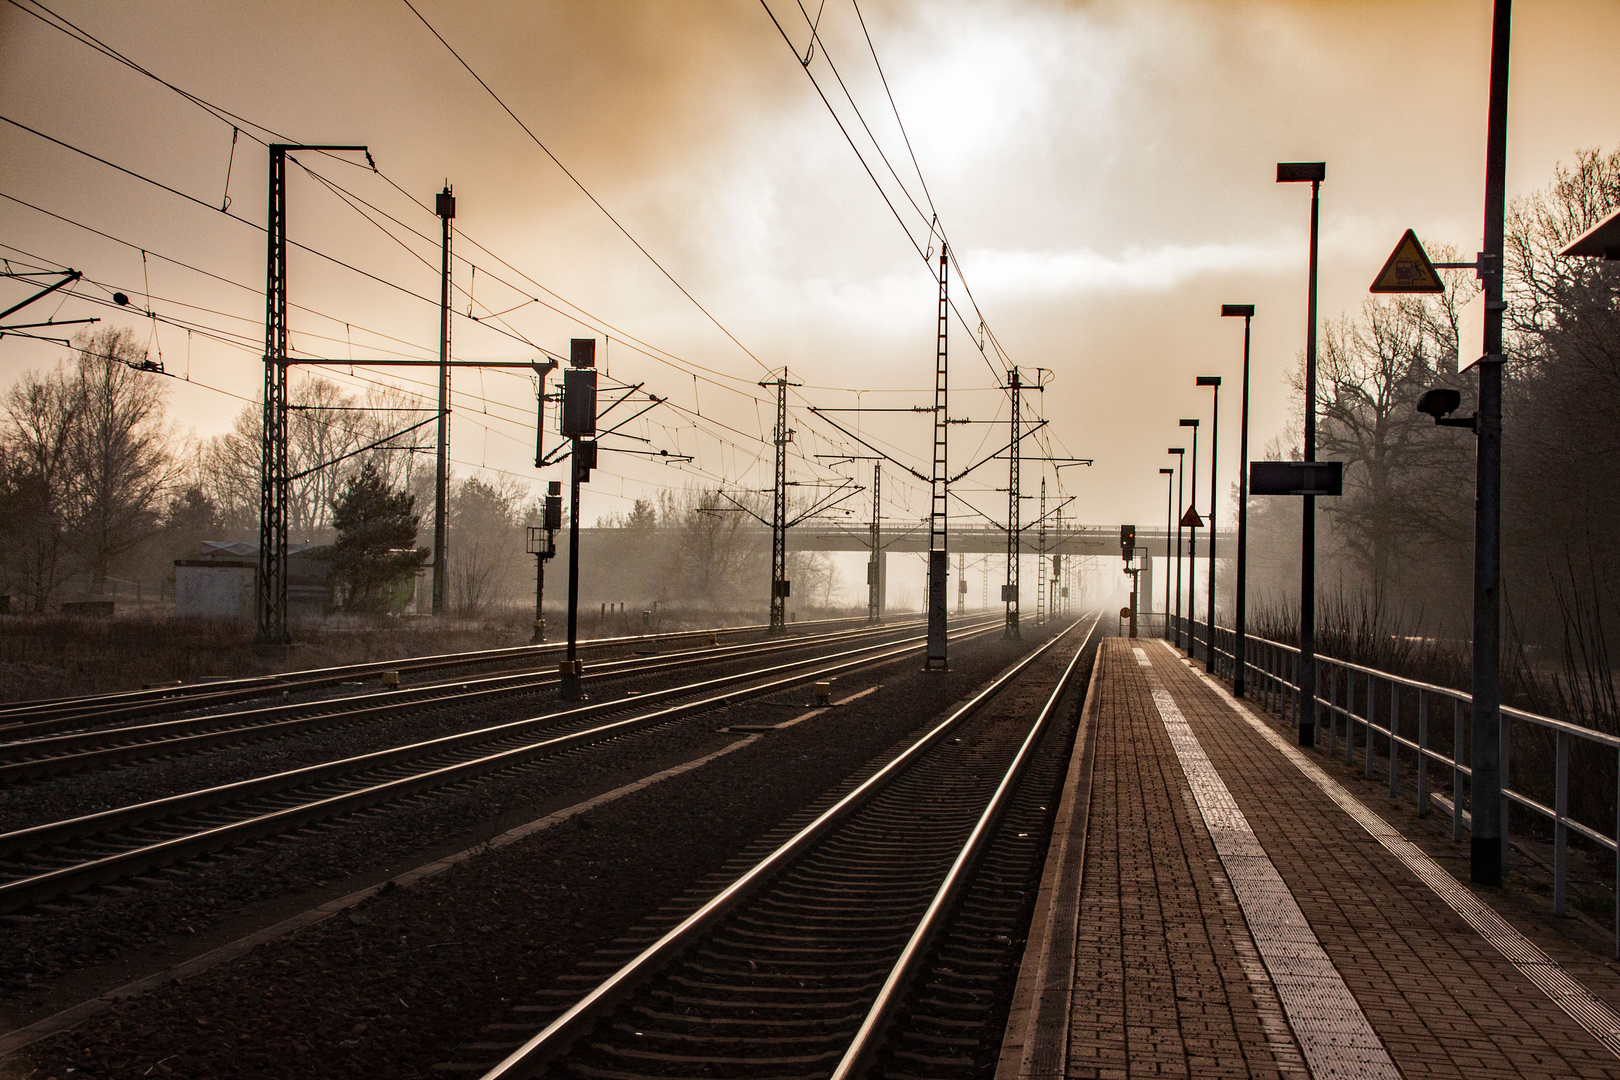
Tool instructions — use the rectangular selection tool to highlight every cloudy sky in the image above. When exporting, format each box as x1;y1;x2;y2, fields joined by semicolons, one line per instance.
3;0;1618;599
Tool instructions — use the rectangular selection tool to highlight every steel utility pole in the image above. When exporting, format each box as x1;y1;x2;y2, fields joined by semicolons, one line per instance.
869;461;882;622
1199;376;1222;674
432;185;454;617
257;142;367;649
762;369;798;634
1004;367;1023;639
926;246;949;669
1471;0;1511;886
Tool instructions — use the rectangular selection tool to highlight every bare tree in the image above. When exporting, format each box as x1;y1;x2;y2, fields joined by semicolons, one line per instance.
449;474;524;616
65;329;175;592
0;367;80;610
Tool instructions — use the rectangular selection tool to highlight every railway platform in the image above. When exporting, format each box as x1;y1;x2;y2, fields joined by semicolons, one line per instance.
999;636;1620;1080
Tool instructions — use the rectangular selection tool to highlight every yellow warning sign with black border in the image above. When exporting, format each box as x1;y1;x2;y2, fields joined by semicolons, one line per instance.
1370;228;1444;293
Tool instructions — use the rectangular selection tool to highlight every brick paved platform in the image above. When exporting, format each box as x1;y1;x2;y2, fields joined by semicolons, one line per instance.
998;637;1620;1080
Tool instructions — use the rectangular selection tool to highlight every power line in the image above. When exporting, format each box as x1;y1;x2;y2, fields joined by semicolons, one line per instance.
399;0;774;376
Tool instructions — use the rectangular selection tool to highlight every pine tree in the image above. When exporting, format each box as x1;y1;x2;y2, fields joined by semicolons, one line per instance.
327;462;428;613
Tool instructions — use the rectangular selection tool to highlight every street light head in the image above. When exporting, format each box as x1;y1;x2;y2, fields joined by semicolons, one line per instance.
1160;468;1174;474
1168;447;1184;455
1196;376;1222;387
1179;418;1199;428
1277;161;1326;183
1220;304;1254;318
1416;387;1462;419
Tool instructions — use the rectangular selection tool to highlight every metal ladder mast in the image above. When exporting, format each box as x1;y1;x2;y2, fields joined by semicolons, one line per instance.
925;247;949;668
867;461;881;622
767;370;791;633
1004;367;1022;639
431;186;454;616
256;142;365;647
1036;477;1047;625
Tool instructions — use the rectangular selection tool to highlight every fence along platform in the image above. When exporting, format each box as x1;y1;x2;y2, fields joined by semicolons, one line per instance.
1182;615;1620;947
998;637;1620;1080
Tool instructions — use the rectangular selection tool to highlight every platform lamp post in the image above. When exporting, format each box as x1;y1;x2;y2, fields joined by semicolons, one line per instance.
1221;305;1255;695
1168;447;1185;644
1277;160;1325;747
1178;418;1200;653
1160;468;1175;637
1196;377;1221;674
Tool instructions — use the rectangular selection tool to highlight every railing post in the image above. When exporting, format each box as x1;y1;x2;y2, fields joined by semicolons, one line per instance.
1345;670;1356;767
1293;651;1301;728
1390;680;1400;799
1366;672;1375;779
1554;730;1568;918
1328;665;1338;756
1453;698;1465;842
1613;747;1619;959
1501;711;1511;871
1417;691;1429;818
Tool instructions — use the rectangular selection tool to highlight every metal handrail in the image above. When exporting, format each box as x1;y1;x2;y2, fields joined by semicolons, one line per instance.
1167;613;1620;956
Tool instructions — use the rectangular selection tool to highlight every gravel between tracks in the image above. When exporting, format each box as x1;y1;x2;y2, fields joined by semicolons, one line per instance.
0;627;909;835
8;628;1047;1079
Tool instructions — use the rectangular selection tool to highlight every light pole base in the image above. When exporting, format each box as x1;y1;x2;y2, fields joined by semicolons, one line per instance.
559;659;586;702
1298;722;1315;748
1470;838;1503;886
531;619;546;645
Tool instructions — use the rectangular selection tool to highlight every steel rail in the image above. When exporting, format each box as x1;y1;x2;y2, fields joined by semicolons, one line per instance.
477;613;1095;1080
0;613;891;727
0;617;1001;913
830;612;1098;1079
0;619;928;781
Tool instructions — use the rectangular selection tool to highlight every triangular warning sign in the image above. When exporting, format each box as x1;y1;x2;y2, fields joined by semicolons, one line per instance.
1370;228;1445;294
1180;506;1204;528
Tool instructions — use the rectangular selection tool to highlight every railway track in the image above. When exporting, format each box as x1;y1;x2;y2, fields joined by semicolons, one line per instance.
0;618;929;783
449;612;1100;1080
0;615;1002;915
0;613;887;733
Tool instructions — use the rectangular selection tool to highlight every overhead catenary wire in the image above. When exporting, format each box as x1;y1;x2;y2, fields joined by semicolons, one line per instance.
3;0;969;519
3;1;895;484
399;0;774;377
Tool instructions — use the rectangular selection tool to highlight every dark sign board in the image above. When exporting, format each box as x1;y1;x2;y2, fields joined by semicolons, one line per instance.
1250;460;1343;496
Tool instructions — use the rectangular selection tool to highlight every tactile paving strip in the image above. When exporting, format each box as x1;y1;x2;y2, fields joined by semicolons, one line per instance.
1171;640;1620;1061
1133;646;1403;1080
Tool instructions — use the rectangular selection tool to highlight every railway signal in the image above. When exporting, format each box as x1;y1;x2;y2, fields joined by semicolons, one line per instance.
527;481;562;644
561;338;597;701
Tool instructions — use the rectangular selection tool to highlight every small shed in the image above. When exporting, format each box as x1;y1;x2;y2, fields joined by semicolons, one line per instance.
175;542;333;620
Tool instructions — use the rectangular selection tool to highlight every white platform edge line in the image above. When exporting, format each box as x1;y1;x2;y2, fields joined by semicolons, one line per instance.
1165;638;1620;1059
1134;646;1401;1080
